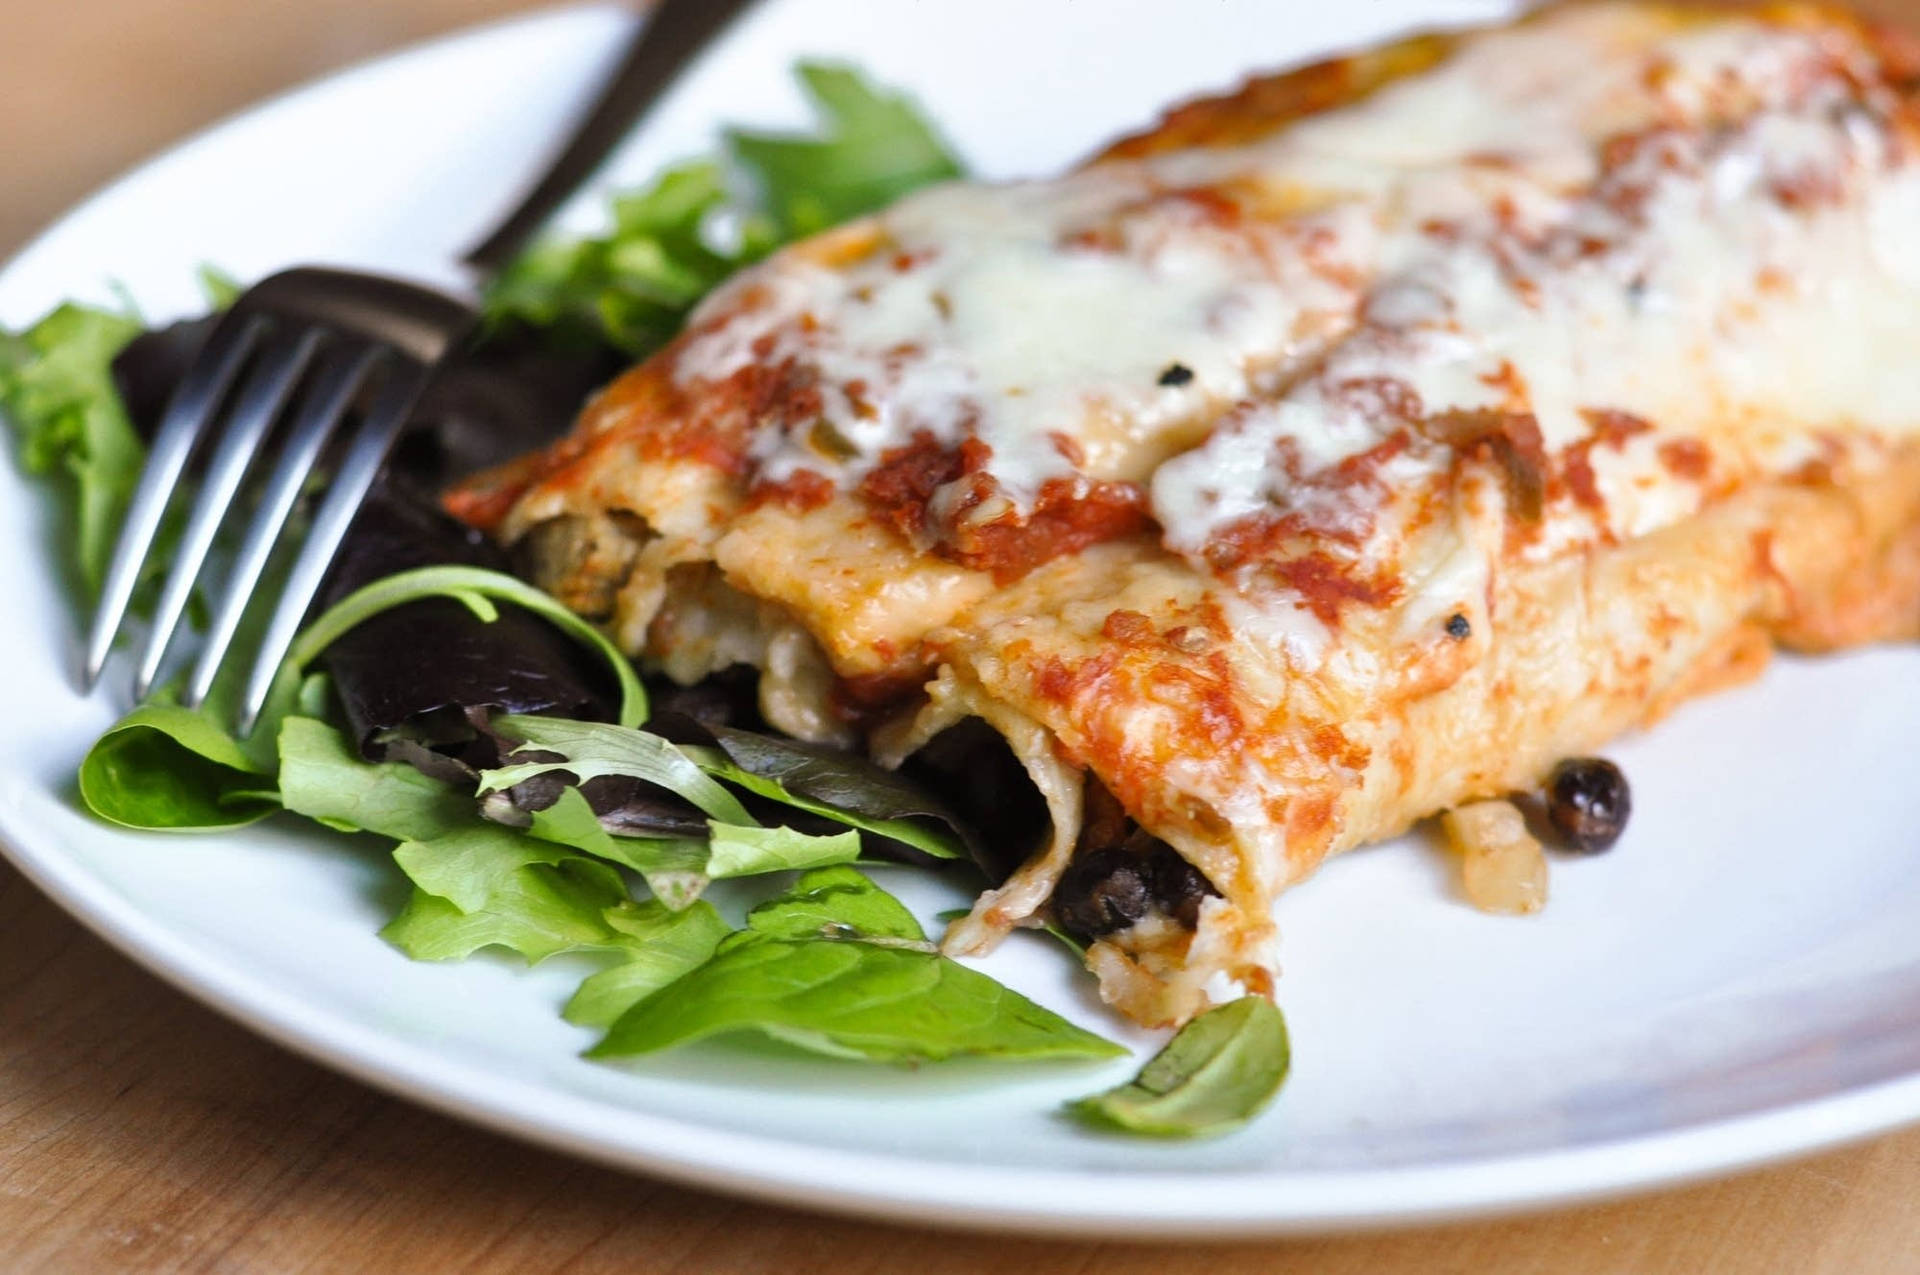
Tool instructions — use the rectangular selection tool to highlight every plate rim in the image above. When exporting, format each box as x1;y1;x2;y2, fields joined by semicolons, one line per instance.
4;0;1919;1239
11;803;1920;1239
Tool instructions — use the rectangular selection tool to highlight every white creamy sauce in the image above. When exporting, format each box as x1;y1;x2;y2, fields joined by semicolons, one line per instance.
672;4;1920;637
1213;585;1335;672
1154;15;1920;573
679;171;1365;504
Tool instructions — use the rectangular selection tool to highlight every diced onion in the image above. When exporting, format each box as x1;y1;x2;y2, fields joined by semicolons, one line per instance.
1441;799;1548;915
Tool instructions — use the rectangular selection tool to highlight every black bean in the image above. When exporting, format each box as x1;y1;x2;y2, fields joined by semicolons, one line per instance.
1052;836;1223;943
1157;363;1195;387
1445;612;1471;640
1545;757;1631;852
1053;847;1154;943
1147;844;1218;928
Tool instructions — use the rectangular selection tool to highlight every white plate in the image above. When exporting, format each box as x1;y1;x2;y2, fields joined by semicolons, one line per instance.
5;0;1920;1239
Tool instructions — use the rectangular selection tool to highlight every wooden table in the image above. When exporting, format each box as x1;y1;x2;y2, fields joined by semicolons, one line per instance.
5;2;1920;1269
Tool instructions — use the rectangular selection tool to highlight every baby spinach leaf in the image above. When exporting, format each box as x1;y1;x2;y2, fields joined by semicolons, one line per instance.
76;704;278;833
76;691;279;832
670;720;968;861
592;937;1121;1063
74;608;314;833
563;900;730;1029
1067;996;1290;1138
592;867;1122;1064
744;863;925;944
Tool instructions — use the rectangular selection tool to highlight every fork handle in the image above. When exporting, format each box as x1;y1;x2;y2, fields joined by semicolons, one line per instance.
461;0;756;275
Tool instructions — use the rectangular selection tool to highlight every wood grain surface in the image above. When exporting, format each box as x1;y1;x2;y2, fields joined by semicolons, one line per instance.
5;2;1920;1270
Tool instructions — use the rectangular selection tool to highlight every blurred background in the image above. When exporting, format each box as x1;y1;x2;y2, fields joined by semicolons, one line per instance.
9;0;1920;258
1;0;541;255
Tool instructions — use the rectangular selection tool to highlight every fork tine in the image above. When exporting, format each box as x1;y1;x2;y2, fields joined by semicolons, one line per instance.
183;343;387;710
131;328;326;702
235;361;436;736
83;312;268;690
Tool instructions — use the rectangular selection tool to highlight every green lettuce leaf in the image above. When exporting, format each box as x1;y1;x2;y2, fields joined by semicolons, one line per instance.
591;867;1122;1063
485;161;747;355
0;302;145;596
264;725;652;967
196;264;243;309
520;785;859;910
383;822;634;963
393;822;588;913
730;63;964;237
382;886;601;964
274;720;687;972
706;822;861;879
276;715;473;840
483;715;752;824
1067;996;1291;1138
481;64;961;357
490;714;969;870
563;899;730;1028
76;560;641;835
523;785;709;909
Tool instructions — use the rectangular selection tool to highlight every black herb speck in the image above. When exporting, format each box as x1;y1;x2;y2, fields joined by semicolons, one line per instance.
1157;363;1195;387
1445;612;1472;640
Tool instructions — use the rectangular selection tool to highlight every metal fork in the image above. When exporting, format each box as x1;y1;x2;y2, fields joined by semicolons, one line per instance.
84;0;755;733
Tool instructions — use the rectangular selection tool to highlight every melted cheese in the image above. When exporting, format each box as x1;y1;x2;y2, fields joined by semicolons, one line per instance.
678;173;1364;501
1153;13;1920;571
510;5;1920;1028
669;3;1920;637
